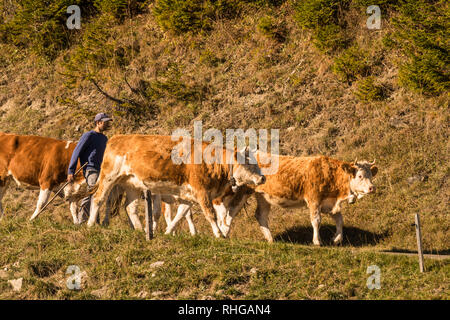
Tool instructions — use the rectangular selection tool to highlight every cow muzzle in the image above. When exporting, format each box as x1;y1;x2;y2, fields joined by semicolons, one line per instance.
255;175;266;185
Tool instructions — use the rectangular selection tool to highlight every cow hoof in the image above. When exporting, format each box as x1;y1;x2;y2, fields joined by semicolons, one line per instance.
313;240;322;246
333;234;343;245
219;226;230;237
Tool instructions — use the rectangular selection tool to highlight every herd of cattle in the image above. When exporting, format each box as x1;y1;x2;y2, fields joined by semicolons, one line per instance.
0;132;378;245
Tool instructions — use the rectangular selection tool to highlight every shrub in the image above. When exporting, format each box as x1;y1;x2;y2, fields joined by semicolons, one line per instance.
332;45;371;83
257;16;275;37
145;63;202;102
199;48;224;67
153;0;217;34
153;0;286;34
293;0;350;52
350;0;398;9
94;0;151;21
0;0;149;60
62;14;117;87
354;76;385;101
0;0;89;60
256;15;286;41
386;0;449;95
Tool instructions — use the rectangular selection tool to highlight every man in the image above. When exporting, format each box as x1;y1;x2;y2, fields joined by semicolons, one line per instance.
67;112;112;223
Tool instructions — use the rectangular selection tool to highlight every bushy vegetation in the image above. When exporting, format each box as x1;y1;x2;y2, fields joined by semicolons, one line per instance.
62;14;118;86
94;0;151;21
0;0;83;59
385;0;449;95
332;45;371;83
354;76;385;101
152;0;217;34
0;0;447;95
0;0;149;60
153;0;286;34
293;0;351;53
292;0;448;95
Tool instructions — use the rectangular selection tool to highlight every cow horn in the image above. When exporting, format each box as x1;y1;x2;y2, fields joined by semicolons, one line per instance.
370;159;376;166
353;158;358;165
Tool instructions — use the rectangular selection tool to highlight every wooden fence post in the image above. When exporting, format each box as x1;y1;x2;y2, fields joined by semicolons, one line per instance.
414;213;425;272
144;190;153;241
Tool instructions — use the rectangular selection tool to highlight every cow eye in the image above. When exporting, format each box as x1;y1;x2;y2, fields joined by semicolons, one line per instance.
358;175;363;179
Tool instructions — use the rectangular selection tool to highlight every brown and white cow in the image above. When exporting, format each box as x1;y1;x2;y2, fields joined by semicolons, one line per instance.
213;152;378;245
0;133;88;223
86;134;266;238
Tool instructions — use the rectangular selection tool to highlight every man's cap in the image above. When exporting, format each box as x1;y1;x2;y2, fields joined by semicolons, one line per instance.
94;113;113;122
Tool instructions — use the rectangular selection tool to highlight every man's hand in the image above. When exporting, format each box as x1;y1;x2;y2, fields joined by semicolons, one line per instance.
67;174;74;183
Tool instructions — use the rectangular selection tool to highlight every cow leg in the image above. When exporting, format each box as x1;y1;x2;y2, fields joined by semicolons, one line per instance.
331;212;343;245
103;185;123;227
0;181;7;220
215;203;236;238
214;203;228;236
162;202;177;236
120;193;134;229
29;188;51;221
124;188;143;231
216;192;251;238
255;193;273;242
309;203;322;246
87;180;116;227
197;193;224;238
69;201;79;224
103;200;111;227
152;195;162;233
165;204;191;235
185;208;197;236
163;202;172;226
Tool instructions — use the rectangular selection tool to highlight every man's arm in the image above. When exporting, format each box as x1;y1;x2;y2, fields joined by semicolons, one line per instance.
68;132;91;177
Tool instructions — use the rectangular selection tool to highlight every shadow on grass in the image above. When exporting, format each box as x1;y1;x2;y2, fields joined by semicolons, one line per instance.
274;223;390;247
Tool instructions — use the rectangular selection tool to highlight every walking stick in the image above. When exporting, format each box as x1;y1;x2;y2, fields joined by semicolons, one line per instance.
31;163;88;220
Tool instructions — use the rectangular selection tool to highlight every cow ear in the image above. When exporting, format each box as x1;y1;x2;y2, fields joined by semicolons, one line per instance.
343;163;357;177
370;165;378;177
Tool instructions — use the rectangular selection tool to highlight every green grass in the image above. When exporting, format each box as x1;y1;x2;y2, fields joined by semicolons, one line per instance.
0;192;448;300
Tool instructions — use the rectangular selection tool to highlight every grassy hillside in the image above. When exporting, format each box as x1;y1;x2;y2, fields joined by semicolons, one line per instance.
0;0;448;299
0;209;448;299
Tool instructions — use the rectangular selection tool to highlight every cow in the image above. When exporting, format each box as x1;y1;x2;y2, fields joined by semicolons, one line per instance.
85;134;266;238
217;153;378;245
0;133;89;223
168;153;378;245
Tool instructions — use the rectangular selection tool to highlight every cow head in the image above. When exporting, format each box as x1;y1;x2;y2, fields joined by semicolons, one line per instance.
231;146;266;187
63;175;90;201
346;159;378;201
